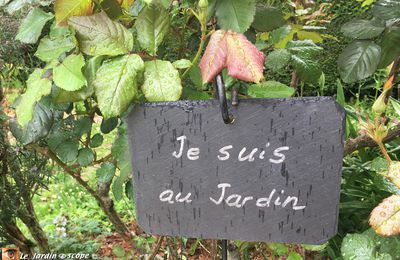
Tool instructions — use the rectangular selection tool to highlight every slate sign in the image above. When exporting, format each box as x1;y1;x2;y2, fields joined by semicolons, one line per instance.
127;97;345;244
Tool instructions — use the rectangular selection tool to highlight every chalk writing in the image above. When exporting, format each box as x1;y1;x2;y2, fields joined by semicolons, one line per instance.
128;98;345;243
159;190;193;204
172;135;289;164
159;183;306;210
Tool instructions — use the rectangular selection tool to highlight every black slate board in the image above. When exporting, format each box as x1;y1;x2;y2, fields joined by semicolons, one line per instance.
127;97;345;244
